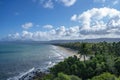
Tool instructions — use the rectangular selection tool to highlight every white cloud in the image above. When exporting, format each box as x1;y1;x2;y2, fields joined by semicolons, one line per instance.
6;7;120;41
7;25;80;41
71;14;77;21
22;22;33;29
33;0;76;8
43;25;53;29
21;31;33;40
60;0;77;7
113;0;119;5
43;0;54;8
93;0;120;7
33;0;54;9
8;33;20;40
73;7;120;33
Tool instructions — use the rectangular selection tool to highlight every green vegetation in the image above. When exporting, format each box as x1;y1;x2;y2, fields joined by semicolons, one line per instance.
35;41;120;80
90;72;118;80
35;72;81;80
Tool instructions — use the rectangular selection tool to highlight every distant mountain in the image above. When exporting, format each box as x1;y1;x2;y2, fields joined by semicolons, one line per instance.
49;38;120;43
0;38;120;44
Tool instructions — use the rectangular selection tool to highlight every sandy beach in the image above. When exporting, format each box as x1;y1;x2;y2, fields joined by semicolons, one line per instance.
54;45;78;56
54;45;90;61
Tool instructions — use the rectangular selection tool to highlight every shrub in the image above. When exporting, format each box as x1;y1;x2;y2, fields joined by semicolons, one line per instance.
91;72;117;80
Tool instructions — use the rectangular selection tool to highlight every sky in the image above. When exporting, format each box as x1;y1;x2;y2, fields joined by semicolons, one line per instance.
0;0;120;41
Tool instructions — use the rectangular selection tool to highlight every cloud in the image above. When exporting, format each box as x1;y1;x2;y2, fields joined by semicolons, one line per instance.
60;0;77;7
22;22;33;29
33;0;76;9
43;25;53;29
6;7;120;41
72;7;120;34
33;0;54;9
71;14;77;21
93;0;120;7
7;25;80;41
113;0;119;5
8;33;20;40
43;0;54;8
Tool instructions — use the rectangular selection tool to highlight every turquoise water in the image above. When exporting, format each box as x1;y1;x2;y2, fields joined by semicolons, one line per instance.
0;42;68;80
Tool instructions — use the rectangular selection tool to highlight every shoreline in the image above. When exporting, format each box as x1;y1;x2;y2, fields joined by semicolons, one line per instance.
54;45;78;57
8;45;89;80
8;45;78;80
54;45;90;61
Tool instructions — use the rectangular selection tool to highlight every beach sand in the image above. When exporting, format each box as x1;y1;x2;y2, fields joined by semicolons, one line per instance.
55;45;90;61
55;45;78;56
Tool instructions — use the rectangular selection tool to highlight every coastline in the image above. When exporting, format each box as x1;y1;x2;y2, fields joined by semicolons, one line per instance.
8;45;89;80
54;45;90;61
8;45;78;80
54;45;78;57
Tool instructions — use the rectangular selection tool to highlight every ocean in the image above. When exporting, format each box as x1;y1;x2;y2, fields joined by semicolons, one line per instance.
0;42;71;80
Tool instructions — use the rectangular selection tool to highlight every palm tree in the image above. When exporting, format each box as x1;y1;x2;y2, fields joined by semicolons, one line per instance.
78;43;88;62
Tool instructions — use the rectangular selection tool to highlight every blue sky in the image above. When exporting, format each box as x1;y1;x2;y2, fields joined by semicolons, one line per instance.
0;0;120;41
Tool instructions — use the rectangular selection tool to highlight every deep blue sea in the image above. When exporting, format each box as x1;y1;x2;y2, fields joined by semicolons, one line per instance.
0;42;70;80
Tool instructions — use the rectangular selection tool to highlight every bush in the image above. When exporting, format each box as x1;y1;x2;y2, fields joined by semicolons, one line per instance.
42;74;54;80
54;73;70;80
91;72;117;80
53;73;82;80
70;75;82;80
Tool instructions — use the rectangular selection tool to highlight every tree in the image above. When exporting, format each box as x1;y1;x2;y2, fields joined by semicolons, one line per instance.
42;74;54;80
114;57;120;75
70;75;81;80
91;72;117;80
53;73;81;80
78;43;88;62
54;73;70;80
